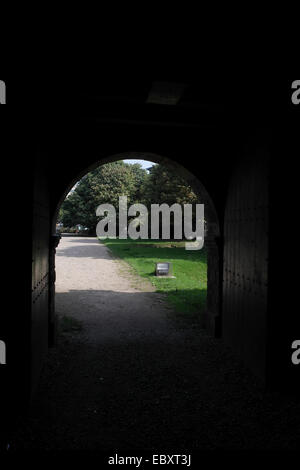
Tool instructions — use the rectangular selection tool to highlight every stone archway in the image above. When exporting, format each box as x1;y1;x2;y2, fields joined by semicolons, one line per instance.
49;152;221;343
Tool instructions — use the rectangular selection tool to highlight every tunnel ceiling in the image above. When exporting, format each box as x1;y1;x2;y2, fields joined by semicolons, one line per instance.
33;77;273;137
78;79;222;108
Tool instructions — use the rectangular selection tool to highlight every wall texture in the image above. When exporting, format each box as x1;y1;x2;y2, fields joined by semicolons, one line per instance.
31;155;50;397
223;142;269;382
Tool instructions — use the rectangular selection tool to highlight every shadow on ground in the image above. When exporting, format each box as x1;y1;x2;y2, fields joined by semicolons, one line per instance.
9;290;300;452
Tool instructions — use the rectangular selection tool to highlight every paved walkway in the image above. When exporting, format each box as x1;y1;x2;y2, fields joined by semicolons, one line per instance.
10;237;300;451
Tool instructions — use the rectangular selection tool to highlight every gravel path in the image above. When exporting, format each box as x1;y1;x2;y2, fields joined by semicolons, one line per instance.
55;237;175;345
9;237;300;452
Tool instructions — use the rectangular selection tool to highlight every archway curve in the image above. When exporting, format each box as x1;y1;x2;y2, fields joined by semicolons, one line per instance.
52;151;220;238
50;152;221;339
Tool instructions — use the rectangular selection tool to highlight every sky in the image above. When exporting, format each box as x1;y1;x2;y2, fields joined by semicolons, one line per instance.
123;159;155;170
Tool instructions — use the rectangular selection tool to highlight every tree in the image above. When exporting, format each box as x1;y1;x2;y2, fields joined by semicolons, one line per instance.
59;161;148;233
142;164;197;206
142;165;198;239
59;161;198;238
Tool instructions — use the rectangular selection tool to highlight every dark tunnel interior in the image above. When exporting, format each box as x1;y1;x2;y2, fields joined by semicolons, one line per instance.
0;77;299;454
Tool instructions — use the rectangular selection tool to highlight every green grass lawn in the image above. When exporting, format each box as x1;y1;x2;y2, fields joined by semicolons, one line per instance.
100;238;207;319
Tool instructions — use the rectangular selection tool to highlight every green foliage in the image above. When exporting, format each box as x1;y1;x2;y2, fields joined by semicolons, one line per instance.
142;165;198;238
143;164;197;207
59;161;148;233
59;160;198;235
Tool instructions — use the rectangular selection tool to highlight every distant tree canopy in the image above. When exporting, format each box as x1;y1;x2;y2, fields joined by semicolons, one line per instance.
59;160;198;234
143;164;197;206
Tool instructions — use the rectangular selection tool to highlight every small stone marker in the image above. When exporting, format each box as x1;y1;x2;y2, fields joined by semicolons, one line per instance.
155;262;174;277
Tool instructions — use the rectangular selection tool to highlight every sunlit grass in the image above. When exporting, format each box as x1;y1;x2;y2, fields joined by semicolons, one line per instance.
100;238;207;317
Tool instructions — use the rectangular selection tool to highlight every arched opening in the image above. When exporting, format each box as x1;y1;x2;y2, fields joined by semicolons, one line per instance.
5;77;300;453
52;152;219;236
49;153;221;346
41;152;224;449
